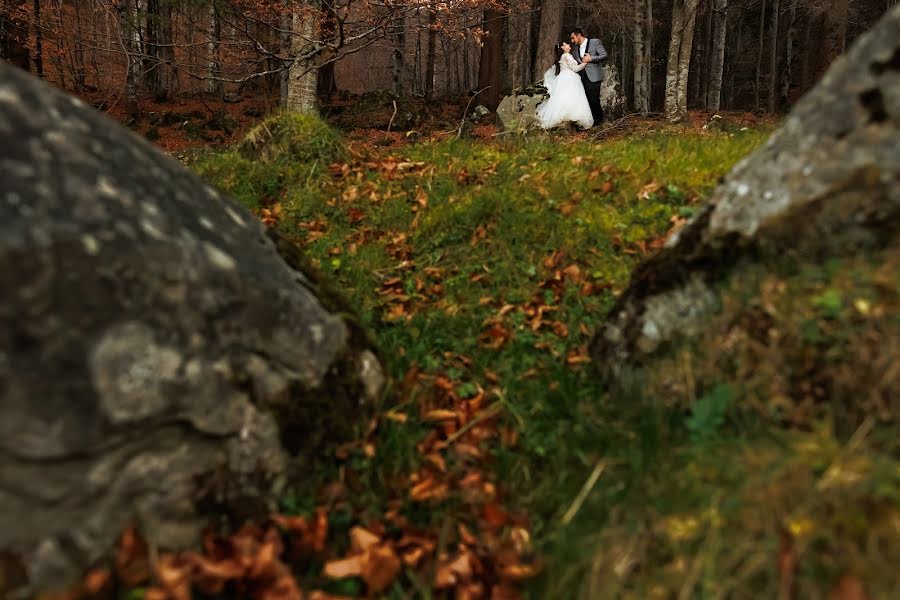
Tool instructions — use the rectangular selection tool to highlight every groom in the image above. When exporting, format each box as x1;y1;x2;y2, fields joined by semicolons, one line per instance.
570;28;608;126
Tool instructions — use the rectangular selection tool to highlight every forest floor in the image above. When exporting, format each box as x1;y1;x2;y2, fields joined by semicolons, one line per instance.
98;102;898;600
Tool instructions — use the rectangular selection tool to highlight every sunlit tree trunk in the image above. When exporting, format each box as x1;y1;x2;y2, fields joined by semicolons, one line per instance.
664;0;700;121
286;2;320;114
391;13;405;95
706;0;727;110
633;0;652;112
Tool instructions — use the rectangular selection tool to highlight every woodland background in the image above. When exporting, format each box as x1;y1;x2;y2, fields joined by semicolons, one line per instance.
1;0;896;125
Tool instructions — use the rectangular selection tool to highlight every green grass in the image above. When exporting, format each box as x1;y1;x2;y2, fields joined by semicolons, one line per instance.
195;120;899;599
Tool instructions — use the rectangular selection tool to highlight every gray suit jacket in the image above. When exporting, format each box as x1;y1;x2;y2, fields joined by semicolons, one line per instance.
571;38;608;83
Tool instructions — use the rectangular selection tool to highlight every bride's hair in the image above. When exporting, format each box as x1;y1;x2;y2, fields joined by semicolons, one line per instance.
554;43;566;76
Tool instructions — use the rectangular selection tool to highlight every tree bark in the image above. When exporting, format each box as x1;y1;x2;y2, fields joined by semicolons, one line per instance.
706;0;727;110
726;14;743;109
754;0;766;112
391;12;405;96
822;0;848;69
0;1;31;71
767;0;780;113
534;0;563;77
779;0;798;107
477;7;506;110
286;2;320;114
664;0;700;121
633;0;652;113
32;0;43;77
155;0;177;100
424;4;437;100
117;0;140;120
208;0;223;98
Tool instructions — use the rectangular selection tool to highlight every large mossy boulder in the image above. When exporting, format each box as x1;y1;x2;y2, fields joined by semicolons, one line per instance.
238;112;345;164
0;63;383;595
591;7;900;421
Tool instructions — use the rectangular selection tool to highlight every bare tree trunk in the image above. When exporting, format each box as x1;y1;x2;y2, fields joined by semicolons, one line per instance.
706;0;727;110
208;0;223;98
155;0;177;100
534;0;563;77
779;0;798;106
726;14;743;109
72;0;87;89
664;0;700;121
822;0;848;68
391;13;405;96
754;0;766;112
800;13;813;91
477;7;506;110
33;0;43;77
700;0;714;107
0;1;31;71
118;0;140;121
633;0;652;112
424;4;437;100
286;2;320;114
767;0;780;113
145;0;160;95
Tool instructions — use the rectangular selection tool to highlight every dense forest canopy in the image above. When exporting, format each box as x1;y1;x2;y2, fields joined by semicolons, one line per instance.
1;0;895;121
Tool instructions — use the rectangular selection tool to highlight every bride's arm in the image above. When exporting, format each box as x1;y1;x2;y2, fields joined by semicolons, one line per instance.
565;54;587;72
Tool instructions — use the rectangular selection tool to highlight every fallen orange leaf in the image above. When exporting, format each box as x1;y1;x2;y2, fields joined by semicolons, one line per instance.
323;555;363;579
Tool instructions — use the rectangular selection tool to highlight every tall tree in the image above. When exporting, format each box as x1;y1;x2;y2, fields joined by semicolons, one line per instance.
754;0;766;111
633;0;653;112
477;7;506;110
767;0;780;112
706;0;727;110
117;0;140;120
664;0;701;121
779;0;798;106
31;0;43;77
286;1;320;113
208;0;223;98
424;3;437;100
534;0;563;77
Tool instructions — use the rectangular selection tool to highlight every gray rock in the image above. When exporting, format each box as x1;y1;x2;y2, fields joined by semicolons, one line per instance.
0;63;383;594
591;6;900;370
600;64;627;122
497;91;548;133
472;104;491;119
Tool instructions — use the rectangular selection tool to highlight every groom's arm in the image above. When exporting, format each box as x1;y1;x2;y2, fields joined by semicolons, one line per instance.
587;39;608;63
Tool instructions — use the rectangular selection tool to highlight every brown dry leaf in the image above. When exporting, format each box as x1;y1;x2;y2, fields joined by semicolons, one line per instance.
81;568;112;595
458;523;479;546
323;554;363;579
434;551;473;588
384;410;409;423
361;545;402;593
410;475;450;502
566;345;591;365
350;527;381;554
601;180;615;194
115;526;150;587
457;581;487;600
422;409;459;423
637;181;662;200
497;560;542;581
154;555;192;600
482;503;509;530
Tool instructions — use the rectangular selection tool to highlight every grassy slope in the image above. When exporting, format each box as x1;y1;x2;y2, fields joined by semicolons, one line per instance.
194;118;899;599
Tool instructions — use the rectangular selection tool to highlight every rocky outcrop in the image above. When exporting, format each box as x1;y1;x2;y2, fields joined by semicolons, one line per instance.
600;64;627;121
591;6;900;370
0;63;383;595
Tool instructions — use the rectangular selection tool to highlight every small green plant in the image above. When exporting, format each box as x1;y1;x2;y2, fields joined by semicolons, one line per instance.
686;383;734;442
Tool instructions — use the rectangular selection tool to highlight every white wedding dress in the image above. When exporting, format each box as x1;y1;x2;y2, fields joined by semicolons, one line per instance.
536;53;594;130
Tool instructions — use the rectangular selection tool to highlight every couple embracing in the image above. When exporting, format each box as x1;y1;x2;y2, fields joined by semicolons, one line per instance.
537;28;607;130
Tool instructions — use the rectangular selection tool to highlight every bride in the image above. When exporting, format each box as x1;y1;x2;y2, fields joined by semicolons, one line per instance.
537;42;594;130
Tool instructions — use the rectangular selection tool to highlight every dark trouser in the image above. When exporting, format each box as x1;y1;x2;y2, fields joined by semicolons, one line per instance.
582;78;604;125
